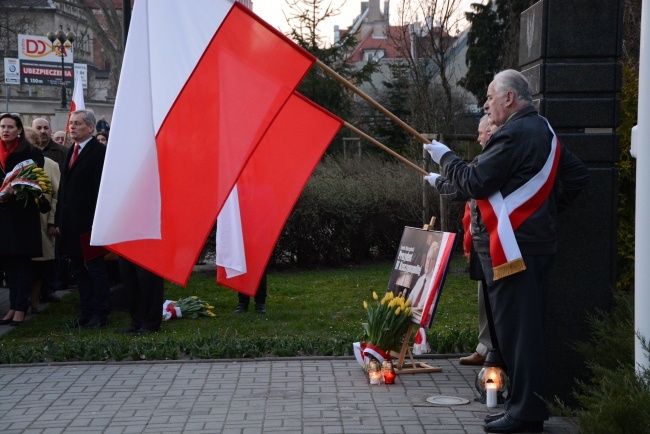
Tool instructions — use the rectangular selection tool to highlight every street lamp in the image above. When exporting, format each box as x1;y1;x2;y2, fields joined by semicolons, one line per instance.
47;30;75;108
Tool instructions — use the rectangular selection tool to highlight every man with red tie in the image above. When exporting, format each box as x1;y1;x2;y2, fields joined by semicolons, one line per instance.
55;109;109;329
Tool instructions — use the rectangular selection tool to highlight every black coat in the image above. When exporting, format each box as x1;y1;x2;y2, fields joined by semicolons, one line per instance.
439;106;589;255
0;142;45;257
42;138;68;173
56;137;106;256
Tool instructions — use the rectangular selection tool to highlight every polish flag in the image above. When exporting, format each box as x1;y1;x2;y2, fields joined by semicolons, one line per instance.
216;93;342;295
91;0;314;284
66;74;85;133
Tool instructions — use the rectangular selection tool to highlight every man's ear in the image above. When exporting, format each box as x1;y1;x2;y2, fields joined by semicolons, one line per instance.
505;90;516;106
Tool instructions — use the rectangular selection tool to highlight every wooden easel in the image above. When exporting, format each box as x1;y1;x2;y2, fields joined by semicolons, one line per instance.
394;217;442;375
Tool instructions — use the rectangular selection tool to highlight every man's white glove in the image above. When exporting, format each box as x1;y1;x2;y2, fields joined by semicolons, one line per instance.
423;140;451;164
424;173;441;186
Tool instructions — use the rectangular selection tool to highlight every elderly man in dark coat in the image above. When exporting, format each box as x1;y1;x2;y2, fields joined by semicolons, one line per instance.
424;70;589;433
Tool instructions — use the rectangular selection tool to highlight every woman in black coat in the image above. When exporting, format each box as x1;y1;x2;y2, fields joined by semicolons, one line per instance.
0;113;47;326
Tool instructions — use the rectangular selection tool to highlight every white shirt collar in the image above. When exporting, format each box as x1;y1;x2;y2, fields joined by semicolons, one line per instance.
75;136;93;151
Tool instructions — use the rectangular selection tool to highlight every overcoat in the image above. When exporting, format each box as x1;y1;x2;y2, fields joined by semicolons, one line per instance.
0;142;46;257
56;137;106;257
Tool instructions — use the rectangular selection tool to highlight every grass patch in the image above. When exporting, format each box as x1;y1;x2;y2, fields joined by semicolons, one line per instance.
0;257;478;363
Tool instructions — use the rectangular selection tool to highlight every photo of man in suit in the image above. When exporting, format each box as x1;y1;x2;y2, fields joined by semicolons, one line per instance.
54;109;110;330
407;240;440;323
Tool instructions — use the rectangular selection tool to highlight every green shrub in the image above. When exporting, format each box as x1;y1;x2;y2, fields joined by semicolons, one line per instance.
615;63;638;291
553;292;650;433
273;155;431;267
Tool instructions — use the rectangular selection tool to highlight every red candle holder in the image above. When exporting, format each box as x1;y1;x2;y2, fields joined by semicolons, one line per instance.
383;370;396;384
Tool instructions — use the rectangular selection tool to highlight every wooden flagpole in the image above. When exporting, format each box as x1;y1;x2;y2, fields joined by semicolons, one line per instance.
316;59;431;145
343;122;429;176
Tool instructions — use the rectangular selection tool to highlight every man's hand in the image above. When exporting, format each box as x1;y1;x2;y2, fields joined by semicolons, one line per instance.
49;226;59;237
424;173;441;186
423;140;451;164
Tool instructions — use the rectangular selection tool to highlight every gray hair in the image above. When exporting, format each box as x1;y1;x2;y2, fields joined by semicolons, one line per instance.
72;109;96;128
492;69;533;104
479;114;489;124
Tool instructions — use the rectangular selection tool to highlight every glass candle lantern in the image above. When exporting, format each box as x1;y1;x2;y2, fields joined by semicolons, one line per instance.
368;359;381;385
382;360;396;384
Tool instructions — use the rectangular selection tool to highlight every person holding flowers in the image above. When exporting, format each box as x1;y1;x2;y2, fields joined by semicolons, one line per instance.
0;113;50;326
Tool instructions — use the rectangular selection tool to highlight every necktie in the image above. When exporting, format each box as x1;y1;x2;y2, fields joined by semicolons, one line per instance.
69;144;80;169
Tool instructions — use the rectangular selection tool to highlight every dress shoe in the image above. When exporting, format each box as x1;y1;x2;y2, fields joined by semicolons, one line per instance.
40;292;61;303
9;320;23;327
255;303;266;314
82;318;108;330
460;352;486;365
483;414;543;433
121;325;139;334
484;412;506;423
0;318;13;325
135;328;156;335
234;303;248;314
66;317;91;328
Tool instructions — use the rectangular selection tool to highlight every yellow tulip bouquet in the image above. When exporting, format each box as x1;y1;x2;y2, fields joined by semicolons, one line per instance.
0;160;52;206
362;291;413;353
162;296;216;320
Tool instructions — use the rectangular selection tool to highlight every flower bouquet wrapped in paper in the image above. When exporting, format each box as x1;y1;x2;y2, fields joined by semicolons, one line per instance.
0;159;52;206
354;292;412;367
162;296;216;321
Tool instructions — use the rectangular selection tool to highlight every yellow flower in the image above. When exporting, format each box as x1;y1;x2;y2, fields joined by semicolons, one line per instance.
395;307;402;315
403;298;411;307
363;300;368;309
372;292;378;300
207;305;214;309
191;296;198;299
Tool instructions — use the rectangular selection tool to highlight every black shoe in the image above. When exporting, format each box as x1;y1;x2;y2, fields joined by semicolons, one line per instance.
234;303;248;314
135;328;156;335
30;307;43;315
0;318;13;326
255;303;266;314
484;412;506;423
483;414;543;433
81;318;108;330
66;317;91;328
9;320;23;327
120;325;139;334
40;292;61;303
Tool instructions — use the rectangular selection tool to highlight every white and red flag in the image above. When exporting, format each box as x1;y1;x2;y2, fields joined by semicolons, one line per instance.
91;0;315;284
66;74;85;133
216;92;342;295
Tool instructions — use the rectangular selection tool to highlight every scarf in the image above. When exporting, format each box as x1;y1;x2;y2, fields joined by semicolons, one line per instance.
475;117;562;280
0;139;18;171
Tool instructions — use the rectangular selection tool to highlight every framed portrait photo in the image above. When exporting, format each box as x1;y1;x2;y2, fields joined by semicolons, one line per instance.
386;227;456;328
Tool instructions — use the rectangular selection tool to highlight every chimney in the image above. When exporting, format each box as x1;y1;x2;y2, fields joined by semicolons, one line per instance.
334;25;340;42
367;0;381;22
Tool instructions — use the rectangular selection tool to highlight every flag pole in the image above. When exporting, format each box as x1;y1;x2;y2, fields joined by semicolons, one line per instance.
344;121;429;176
316;59;431;145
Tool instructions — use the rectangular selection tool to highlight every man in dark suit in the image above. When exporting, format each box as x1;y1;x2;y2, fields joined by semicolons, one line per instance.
55;109;110;330
424;70;589;433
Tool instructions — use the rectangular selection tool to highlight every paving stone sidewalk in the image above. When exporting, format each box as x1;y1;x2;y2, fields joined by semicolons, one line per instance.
0;357;579;434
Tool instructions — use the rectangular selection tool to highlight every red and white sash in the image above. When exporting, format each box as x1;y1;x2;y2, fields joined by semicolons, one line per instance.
462;202;472;261
476;117;562;280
